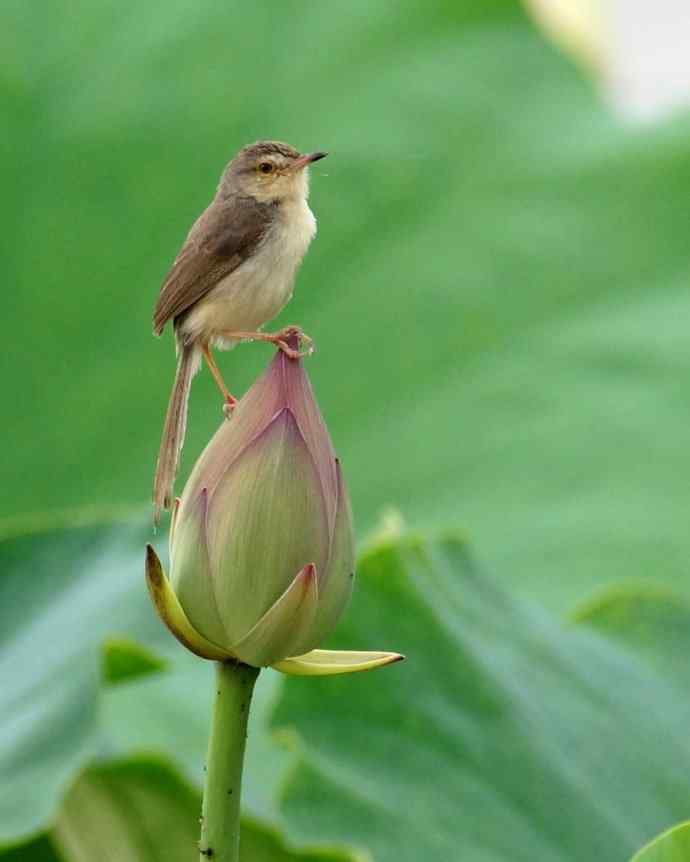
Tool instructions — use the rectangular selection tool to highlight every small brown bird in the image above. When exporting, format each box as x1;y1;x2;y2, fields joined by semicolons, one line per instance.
152;140;327;522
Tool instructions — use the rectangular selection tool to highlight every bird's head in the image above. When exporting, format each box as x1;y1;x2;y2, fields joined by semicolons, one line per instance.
220;140;327;203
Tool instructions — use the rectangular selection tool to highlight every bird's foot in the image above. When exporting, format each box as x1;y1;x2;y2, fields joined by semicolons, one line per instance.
203;344;238;411
222;393;238;419
218;326;315;359
268;326;314;359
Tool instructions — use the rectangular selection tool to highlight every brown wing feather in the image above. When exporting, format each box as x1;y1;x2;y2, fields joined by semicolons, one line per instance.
152;194;275;335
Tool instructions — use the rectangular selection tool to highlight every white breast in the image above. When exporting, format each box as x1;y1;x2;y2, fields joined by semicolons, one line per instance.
182;198;317;345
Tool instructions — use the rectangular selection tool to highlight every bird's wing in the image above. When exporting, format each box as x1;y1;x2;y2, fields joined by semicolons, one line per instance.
152;195;275;335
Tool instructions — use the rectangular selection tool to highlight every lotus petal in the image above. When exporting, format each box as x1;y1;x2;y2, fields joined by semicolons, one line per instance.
207;410;329;644
230;564;318;666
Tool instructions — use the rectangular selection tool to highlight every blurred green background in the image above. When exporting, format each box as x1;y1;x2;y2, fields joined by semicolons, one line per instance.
3;0;690;860
5;0;690;610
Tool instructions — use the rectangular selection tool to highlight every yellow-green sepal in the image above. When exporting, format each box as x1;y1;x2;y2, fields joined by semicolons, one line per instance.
145;544;234;662
271;648;405;676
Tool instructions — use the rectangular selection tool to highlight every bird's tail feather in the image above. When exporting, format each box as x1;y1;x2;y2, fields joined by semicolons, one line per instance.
153;344;199;524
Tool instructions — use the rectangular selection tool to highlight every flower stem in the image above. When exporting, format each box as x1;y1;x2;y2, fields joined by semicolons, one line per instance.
199;660;260;861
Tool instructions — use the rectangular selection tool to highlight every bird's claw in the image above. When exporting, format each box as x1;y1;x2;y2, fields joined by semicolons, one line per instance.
222;394;238;419
274;326;314;359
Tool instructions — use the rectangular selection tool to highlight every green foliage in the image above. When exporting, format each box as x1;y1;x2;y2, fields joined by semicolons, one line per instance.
3;522;690;860
53;759;201;862
3;0;690;611
1;838;59;862
4;758;352;862
53;758;350;862
275;534;690;862
102;636;167;685
631;823;690;862
0;521;290;846
574;587;690;690
0;521;157;845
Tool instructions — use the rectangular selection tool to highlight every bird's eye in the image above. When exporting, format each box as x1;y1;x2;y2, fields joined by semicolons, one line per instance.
258;162;274;174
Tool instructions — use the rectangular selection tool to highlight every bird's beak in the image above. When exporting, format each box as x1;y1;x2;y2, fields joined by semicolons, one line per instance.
290;151;328;172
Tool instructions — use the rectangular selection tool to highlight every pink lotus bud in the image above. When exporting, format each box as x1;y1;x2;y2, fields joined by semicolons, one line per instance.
165;343;354;667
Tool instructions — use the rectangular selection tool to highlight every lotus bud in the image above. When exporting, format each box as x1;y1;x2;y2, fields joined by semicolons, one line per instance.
146;333;402;675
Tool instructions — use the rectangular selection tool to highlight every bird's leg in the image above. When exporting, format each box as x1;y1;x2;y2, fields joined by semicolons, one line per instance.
202;344;238;408
219;326;314;359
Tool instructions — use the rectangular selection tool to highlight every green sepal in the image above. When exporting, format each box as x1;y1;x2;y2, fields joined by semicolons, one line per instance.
272;648;405;676
145;544;234;662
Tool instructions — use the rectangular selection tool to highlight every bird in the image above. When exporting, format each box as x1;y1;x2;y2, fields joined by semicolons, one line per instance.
152;140;327;523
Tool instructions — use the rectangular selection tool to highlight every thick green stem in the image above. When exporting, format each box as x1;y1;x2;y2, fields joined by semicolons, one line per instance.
199;661;260;861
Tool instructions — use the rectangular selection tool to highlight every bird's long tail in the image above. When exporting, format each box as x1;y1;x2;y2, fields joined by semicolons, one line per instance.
153;344;199;524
